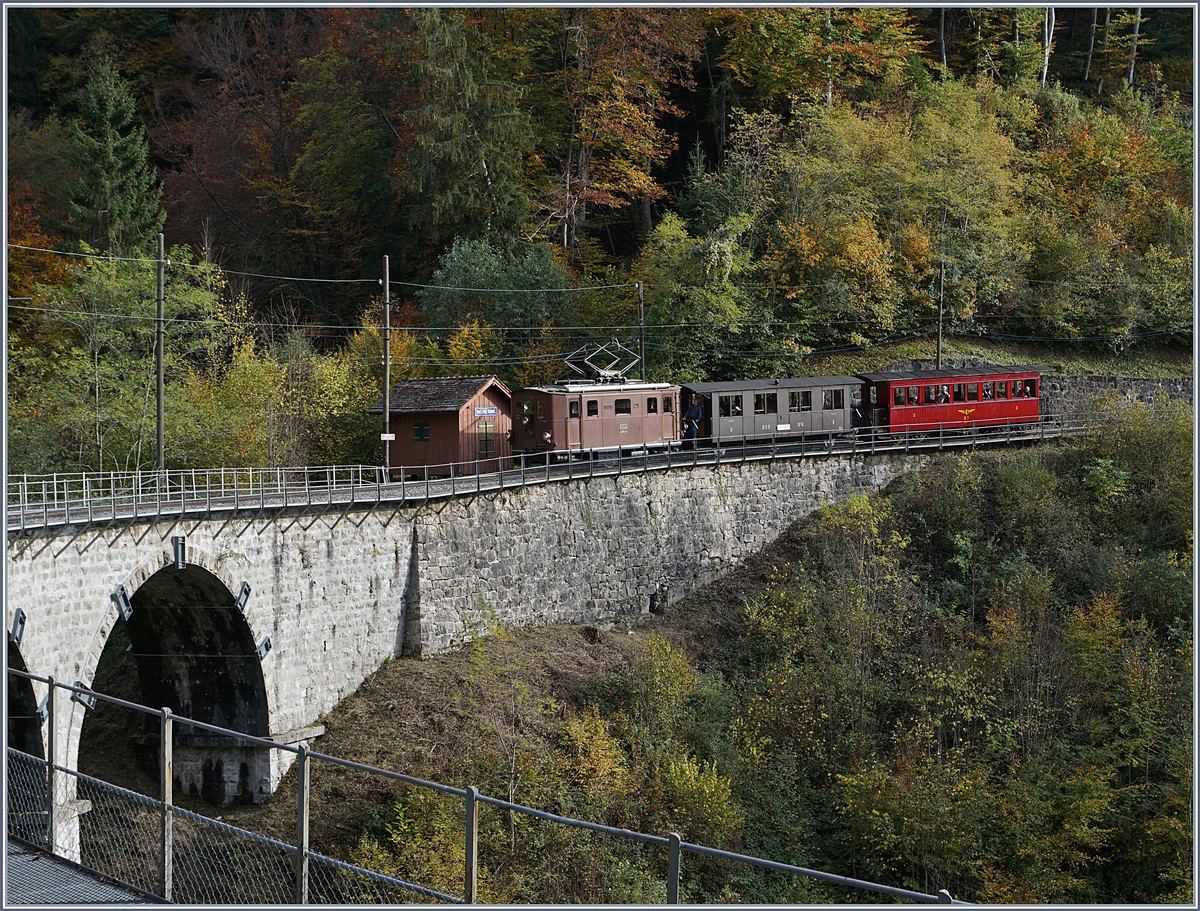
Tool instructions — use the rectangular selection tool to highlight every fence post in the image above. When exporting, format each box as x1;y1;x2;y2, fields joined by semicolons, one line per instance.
159;708;173;901
464;786;479;903
295;745;310;904
666;832;682;904
45;677;57;852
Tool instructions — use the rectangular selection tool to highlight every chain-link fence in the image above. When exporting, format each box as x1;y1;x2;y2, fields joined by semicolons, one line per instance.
8;672;966;905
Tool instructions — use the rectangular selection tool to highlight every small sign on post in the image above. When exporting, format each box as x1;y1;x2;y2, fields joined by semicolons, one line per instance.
380;433;396;441
474;406;498;417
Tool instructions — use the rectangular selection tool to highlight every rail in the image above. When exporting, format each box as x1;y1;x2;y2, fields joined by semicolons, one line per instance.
7;671;967;904
5;415;1092;534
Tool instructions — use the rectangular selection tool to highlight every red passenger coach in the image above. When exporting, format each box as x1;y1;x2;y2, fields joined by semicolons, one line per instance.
859;365;1047;433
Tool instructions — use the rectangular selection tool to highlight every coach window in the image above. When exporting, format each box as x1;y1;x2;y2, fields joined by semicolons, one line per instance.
1024;378;1037;397
647;397;658;414
587;399;599;417
924;385;938;404
615;398;632;415
1011;381;1023;397
967;383;979;401
663;396;673;413
569;401;580;418
893;387;905;406
953;383;966;402
908;386;920;405
996;380;1007;399
766;392;777;413
983;382;994;400
414;423;430;442
823;389;844;410
719;395;731;417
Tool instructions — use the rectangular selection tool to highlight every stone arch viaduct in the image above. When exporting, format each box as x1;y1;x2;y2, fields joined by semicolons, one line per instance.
7;449;928;808
5;370;1189;816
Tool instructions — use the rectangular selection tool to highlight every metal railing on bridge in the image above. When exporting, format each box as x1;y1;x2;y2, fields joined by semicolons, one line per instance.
6;415;1090;535
7;672;966;905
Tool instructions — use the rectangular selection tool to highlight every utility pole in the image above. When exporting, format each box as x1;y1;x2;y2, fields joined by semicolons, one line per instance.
156;233;165;471
636;281;645;380
936;258;944;370
382;256;391;475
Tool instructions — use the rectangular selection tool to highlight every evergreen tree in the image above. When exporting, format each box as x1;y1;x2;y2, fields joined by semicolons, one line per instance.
67;58;164;255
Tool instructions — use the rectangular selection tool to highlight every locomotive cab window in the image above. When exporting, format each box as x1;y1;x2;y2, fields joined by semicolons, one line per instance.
823;389;844;410
569;401;580;419
615;398;632;415
520;400;533;424
647;397;658;414
414;423;430;442
587;399;599;417
663;396;673;413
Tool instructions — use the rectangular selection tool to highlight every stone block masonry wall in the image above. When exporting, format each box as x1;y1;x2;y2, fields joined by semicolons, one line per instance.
409;452;929;656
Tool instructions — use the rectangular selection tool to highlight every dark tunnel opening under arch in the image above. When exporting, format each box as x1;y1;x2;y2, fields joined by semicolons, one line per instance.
78;563;271;805
7;643;44;759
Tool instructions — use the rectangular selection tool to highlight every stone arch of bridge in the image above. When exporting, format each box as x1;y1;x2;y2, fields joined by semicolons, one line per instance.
73;541;273;804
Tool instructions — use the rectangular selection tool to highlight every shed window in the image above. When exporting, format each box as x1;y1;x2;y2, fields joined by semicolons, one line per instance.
413;423;430;442
647;397;658;414
615;398;632;415
478;421;495;458
754;392;777;414
823;389;844;410
587;399;599;417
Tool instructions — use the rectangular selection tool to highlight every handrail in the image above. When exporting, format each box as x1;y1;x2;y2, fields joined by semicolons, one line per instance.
8;669;967;905
5;416;1097;533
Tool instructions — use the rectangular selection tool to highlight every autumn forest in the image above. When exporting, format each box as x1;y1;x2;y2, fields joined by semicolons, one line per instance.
6;6;1193;473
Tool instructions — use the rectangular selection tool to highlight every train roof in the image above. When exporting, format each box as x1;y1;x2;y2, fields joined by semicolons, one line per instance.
858;365;1050;383
682;376;861;394
522;381;678;394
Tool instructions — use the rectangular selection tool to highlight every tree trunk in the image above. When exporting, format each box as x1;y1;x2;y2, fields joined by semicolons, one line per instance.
1126;8;1142;85
939;7;947;69
1040;7;1055;88
1083;8;1098;81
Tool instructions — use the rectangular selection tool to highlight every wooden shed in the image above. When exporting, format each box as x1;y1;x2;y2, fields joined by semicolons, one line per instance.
368;376;512;477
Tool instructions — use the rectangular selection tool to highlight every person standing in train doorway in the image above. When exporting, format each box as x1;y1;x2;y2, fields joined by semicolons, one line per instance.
683;395;703;449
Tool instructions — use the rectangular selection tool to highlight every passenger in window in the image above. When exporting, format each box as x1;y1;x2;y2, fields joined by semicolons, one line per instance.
1024;379;1036;397
983;382;993;400
937;385;950;404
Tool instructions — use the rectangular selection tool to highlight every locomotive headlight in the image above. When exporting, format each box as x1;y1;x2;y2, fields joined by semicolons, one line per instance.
542;431;552;442
504;429;513;441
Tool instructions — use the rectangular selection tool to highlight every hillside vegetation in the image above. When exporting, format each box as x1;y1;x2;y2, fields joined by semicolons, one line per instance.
208;393;1191;904
7;8;1193;474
